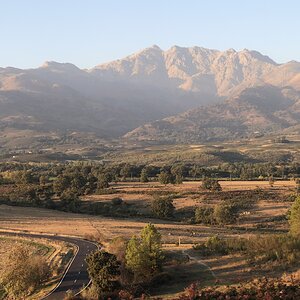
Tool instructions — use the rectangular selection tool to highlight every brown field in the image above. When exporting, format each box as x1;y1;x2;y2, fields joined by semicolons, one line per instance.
0;180;297;296
0;180;295;241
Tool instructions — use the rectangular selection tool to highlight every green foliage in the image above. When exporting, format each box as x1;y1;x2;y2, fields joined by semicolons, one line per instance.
195;203;237;225
140;167;149;182
60;190;81;212
193;235;228;256
213;203;237;224
125;224;163;282
171;164;184;184
1;245;50;298
151;196;175;219
246;234;300;264
289;196;300;236
201;177;222;191
194;207;214;225
12;170;36;184
158;171;174;185
97;173;110;190
111;197;123;205
53;168;98;196
120;164;132;181
53;174;71;196
86;250;120;294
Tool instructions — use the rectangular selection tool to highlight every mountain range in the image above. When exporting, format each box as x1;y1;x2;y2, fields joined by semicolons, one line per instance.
1;45;300;148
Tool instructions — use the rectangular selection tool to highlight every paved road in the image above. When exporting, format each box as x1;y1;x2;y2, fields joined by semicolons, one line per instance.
0;231;98;300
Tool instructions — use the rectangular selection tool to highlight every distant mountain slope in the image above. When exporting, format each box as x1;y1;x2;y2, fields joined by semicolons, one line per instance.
0;45;300;146
124;86;300;143
91;45;300;96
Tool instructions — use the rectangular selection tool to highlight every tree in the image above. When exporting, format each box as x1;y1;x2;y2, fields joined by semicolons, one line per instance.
296;178;300;195
14;170;35;184
269;175;275;187
97;173;110;190
140;167;149;183
125;235;145;281
1;244;50;298
140;223;163;274
151;196;175;219
60;190;81;212
53;174;70;196
120;164;132;181
86;250;120;295
158;171;174;185
39;175;47;185
289;196;300;236
171;165;184;184
125;224;163;282
201;177;222;191
158;171;169;185
194;207;214;225
190;165;202;180
214;203;237;225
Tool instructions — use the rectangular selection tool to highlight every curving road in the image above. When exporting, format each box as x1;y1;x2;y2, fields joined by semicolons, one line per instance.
0;231;98;300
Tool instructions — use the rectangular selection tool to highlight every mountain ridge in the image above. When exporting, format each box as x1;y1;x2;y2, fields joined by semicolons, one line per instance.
124;85;300;143
0;45;300;148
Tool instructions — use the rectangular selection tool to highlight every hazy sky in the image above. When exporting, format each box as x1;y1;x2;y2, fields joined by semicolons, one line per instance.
1;0;300;68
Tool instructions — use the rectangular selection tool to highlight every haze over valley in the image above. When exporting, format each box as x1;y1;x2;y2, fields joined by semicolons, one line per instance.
1;45;300;150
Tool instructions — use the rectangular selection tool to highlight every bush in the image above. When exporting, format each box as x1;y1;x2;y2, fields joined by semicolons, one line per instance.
246;234;300;264
201;177;222;191
178;277;300;299
289;196;300;236
193;235;228;256
1;245;50;298
111;197;123;205
213;203;237;224
151;196;175;219
194;207;214;224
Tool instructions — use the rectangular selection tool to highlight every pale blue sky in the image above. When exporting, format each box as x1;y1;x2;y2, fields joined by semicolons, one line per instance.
1;0;299;68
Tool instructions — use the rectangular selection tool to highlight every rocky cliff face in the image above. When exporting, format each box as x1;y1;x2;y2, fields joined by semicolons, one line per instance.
91;45;300;97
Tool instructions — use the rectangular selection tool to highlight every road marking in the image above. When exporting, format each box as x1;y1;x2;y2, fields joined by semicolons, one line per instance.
82;264;84;267
74;280;77;283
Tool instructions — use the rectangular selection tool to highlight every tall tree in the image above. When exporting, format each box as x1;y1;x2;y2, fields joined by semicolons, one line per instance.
289;196;300;236
125;224;163;282
140;167;150;182
86;250;120;294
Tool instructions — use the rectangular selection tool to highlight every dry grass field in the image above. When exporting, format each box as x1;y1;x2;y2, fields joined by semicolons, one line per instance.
0;180;295;241
0;180;297;297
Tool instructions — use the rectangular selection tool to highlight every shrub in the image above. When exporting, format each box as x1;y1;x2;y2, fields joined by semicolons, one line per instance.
194;207;214;224
1;245;50;298
213;203;237;224
151;196;175;219
193;235;228;256
289;196;300;236
246;234;300;264
111;197;123;205
201;177;222;191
